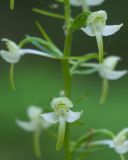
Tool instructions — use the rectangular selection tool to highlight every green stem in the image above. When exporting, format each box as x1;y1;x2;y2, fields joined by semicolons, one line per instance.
71;129;115;158
10;64;15;90
33;131;42;159
62;0;72;160
100;78;109;104
10;0;14;10
120;154;125;160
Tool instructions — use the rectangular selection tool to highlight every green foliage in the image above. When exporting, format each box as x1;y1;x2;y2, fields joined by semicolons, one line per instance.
70;11;91;31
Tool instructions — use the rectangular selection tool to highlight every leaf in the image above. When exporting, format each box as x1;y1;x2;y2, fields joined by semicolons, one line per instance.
56;0;64;3
35;21;53;43
10;0;14;10
33;8;65;20
70;11;90;31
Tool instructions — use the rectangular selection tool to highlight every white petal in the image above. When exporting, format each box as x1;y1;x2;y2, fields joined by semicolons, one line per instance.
16;119;36;132
27;106;42;120
114;141;128;154
104;56;121;70
66;110;83;123
82;26;96;37
102;24;123;36
40;118;51;129
115;128;128;142
41;112;59;123
87;0;105;6
0;50;21;63
70;0;82;6
2;38;20;52
99;69;127;80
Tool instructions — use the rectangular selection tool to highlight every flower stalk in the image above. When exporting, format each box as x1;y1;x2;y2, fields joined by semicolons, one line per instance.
33;131;42;159
63;0;72;159
10;63;15;90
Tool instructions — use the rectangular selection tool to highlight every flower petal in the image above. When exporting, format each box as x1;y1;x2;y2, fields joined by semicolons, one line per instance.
41;112;59;123
16;119;36;132
104;56;121;70
99;69;127;80
27;106;42;120
114;141;128;154
2;38;20;52
115;128;128;142
81;26;96;37
66;110;83;123
87;0;105;6
0;50;21;63
70;0;82;6
102;24;123;36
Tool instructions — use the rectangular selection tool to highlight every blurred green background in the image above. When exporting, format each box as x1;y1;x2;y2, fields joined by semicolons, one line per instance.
0;0;128;159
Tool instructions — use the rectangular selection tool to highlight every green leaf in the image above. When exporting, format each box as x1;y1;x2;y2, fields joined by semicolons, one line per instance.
35;21;53;43
70;11;90;31
56;0;64;3
33;8;65;20
10;0;14;10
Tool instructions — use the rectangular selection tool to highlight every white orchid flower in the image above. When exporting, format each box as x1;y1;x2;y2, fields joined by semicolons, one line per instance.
0;38;53;64
82;10;123;63
16;106;51;159
16;105;51;132
41;97;83;150
90;128;128;154
70;0;105;10
0;38;54;90
97;56;127;80
78;56;127;103
80;56;127;80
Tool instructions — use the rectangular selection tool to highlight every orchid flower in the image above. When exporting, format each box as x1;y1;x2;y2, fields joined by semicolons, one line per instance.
72;56;127;80
90;128;128;155
87;56;127;103
16;105;51;158
70;0;105;11
0;38;53;90
0;38;53;64
16;105;51;132
95;56;127;80
41;97;83;150
82;10;123;63
70;56;127;103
